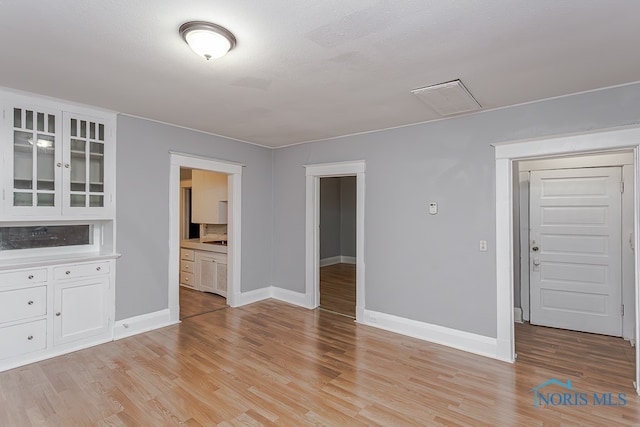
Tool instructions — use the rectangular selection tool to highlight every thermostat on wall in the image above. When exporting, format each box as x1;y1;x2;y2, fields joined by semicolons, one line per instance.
429;202;438;215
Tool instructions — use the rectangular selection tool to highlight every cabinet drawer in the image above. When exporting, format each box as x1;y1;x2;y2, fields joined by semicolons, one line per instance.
181;260;194;273
0;269;47;288
54;261;110;280
180;271;195;288
0;286;47;324
0;319;47;360
181;248;195;261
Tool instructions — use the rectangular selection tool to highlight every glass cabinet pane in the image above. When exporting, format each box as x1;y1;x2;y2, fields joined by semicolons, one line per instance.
12;108;57;208
67;116;105;209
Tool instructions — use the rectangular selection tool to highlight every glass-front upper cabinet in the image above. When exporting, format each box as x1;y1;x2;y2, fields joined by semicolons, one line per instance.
10;106;62;212
65;113;107;211
2;92;116;220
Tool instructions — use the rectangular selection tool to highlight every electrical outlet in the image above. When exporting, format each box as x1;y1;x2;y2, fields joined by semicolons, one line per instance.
479;240;488;251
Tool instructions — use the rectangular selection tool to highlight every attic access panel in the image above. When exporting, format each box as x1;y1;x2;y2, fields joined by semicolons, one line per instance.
411;79;481;116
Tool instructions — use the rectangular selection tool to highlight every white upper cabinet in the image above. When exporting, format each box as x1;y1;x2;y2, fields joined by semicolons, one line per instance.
1;91;116;220
192;170;228;224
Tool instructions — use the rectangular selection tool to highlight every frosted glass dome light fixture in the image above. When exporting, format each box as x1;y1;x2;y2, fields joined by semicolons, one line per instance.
179;21;236;60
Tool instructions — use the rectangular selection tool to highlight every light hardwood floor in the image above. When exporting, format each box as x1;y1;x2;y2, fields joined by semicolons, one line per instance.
180;286;228;320
1;300;639;425
320;263;356;318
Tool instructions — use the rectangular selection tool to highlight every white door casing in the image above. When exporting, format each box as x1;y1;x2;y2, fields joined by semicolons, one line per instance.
168;152;242;322
493;124;640;396
529;167;622;336
305;161;365;321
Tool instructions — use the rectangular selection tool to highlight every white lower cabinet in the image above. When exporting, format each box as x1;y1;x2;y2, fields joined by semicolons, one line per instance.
53;276;110;346
182;249;227;297
0;258;114;372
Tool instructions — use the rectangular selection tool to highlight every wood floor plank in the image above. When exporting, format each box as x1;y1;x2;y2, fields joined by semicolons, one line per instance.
1;300;640;425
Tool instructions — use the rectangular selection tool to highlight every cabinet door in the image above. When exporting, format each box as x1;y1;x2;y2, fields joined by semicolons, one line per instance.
192;170;228;224
3;104;62;215
53;277;110;346
62;112;114;217
195;252;218;293
216;262;227;297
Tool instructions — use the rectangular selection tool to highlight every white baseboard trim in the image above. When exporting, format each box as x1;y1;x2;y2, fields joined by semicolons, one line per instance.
113;309;177;340
361;309;499;360
234;286;311;309
272;287;309;308
320;255;357;266
234;287;272;306
514;307;524;324
320;256;341;267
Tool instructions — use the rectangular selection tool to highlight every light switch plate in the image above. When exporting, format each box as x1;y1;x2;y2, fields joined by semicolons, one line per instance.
479;240;488;251
429;202;438;215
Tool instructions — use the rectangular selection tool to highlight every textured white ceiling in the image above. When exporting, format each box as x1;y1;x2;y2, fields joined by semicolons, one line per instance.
1;1;639;147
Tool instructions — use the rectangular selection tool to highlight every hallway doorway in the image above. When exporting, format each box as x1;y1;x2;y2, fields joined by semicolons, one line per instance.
319;176;356;317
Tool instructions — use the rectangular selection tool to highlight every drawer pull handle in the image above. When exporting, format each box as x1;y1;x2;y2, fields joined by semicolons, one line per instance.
28;300;34;305
96;266;101;271
56;312;61;317
27;335;34;341
65;271;71;275
28;275;34;280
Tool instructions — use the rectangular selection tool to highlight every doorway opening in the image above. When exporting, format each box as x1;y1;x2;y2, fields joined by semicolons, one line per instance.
494;126;640;393
512;152;636;384
178;167;229;320
168;153;242;324
305;161;365;322
319;176;357;318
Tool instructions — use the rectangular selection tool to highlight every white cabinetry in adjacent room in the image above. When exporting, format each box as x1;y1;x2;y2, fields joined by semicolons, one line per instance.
1;91;116;220
180;246;227;297
194;251;227;297
192;170;228;224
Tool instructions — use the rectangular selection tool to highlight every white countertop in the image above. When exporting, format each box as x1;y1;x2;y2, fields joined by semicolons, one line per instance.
0;251;121;271
180;239;228;254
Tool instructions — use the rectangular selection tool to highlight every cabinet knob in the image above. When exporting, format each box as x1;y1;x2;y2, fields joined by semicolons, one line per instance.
56;162;62;167
64;163;70;168
56;312;61;316
27;335;34;341
96;266;101;271
65;270;71;275
27;300;34;305
28;275;34;279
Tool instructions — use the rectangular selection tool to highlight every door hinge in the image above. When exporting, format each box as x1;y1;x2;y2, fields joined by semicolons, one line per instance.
621;181;625;193
621;304;625;316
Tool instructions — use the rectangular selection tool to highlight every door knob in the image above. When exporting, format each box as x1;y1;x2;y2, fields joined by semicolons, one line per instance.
532;246;539;252
533;258;541;266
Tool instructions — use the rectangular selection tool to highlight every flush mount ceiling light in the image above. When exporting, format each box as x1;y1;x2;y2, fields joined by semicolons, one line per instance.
179;21;236;60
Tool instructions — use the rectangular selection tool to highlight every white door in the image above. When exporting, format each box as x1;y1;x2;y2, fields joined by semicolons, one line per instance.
529;167;622;336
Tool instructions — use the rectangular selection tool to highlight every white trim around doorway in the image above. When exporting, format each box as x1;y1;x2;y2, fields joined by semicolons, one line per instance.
493;125;640;394
305;160;366;321
168;152;243;323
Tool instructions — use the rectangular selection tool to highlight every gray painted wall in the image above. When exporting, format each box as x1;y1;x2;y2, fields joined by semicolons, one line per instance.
272;83;640;338
340;176;356;258
320;177;341;259
115;116;273;320
320;176;356;259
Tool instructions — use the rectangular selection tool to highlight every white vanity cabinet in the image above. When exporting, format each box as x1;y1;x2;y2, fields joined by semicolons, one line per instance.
1;91;116;220
194;251;227;297
0;258;115;372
